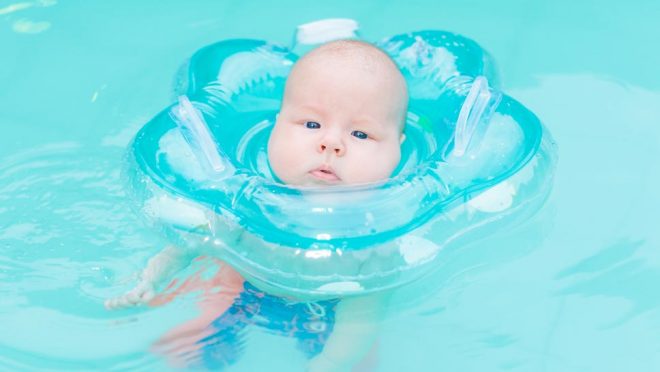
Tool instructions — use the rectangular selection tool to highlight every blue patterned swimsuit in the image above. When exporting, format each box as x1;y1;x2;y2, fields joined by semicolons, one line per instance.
194;281;339;369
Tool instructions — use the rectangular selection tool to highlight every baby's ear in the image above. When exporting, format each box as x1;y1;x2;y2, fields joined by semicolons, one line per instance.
399;133;406;144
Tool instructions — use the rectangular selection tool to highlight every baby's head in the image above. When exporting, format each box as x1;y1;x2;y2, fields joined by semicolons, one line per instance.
268;40;408;186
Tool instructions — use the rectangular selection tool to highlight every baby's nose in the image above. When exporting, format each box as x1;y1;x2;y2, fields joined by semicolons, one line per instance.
318;137;345;156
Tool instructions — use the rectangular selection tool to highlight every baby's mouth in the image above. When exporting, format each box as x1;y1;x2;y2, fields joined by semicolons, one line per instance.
309;165;341;182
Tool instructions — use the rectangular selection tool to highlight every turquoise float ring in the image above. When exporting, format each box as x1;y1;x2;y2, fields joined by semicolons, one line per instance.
126;28;557;299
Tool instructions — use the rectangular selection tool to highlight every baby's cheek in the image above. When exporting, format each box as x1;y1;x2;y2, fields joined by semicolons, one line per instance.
357;147;400;182
269;150;292;181
267;137;289;180
268;136;307;184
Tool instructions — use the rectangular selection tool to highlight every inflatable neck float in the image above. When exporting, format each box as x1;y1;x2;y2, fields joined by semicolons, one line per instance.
127;19;557;299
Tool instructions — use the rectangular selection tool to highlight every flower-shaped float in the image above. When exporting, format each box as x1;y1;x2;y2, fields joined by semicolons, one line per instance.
126;20;557;299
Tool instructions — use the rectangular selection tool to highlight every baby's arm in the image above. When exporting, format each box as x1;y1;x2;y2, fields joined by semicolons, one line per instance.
307;292;391;372
105;245;198;309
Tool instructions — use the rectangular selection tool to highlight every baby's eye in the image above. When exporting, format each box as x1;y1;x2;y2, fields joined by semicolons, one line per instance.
305;121;321;129
351;130;368;140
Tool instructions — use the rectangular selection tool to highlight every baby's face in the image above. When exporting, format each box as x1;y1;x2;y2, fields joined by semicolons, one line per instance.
268;48;407;186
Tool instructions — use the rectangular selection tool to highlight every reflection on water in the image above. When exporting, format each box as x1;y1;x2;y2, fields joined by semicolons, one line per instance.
557;239;660;327
0;1;56;34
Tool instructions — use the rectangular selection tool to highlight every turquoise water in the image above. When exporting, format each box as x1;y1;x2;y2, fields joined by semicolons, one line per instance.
1;1;659;371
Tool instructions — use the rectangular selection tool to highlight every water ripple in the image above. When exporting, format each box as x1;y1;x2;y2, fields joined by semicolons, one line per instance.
0;143;172;370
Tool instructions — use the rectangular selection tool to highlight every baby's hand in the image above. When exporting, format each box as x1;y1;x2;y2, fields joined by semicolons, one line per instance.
104;245;194;310
104;281;155;309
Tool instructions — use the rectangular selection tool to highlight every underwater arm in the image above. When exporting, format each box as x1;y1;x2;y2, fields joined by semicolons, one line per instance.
105;245;199;309
307;292;391;372
104;216;247;310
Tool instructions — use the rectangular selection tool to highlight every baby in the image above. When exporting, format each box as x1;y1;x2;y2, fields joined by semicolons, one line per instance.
107;40;408;372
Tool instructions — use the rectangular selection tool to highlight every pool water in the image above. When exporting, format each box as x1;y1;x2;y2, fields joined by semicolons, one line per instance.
1;0;659;370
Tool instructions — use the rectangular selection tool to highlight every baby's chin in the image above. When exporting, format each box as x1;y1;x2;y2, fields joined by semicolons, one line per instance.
298;177;345;187
277;173;346;187
281;171;395;188
297;176;389;188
